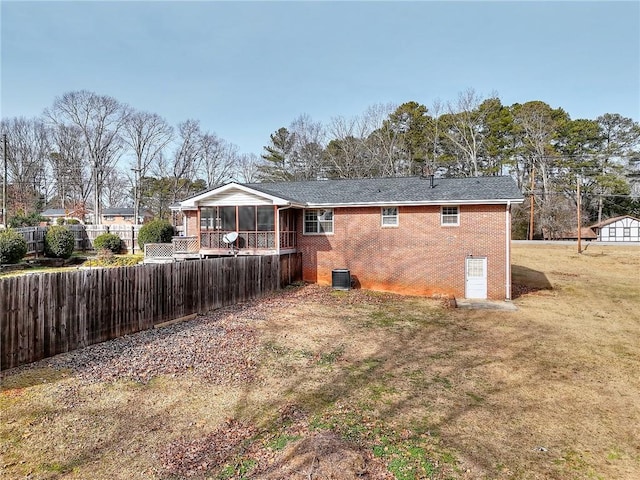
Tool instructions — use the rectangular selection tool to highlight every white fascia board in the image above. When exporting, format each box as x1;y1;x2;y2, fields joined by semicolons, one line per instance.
305;198;525;208
176;182;294;208
170;205;197;211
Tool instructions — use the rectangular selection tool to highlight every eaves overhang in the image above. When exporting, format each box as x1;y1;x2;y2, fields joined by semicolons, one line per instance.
170;182;301;210
303;198;525;208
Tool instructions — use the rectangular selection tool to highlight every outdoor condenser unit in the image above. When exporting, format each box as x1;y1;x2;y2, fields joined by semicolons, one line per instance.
332;269;351;290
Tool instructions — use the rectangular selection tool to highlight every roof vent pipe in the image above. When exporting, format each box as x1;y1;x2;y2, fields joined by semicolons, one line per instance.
429;174;434;189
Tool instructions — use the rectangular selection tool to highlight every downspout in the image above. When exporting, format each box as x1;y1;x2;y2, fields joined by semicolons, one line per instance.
276;204;292;254
505;201;512;301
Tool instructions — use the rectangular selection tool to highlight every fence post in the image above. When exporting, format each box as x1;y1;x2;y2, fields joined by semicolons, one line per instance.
131;225;135;254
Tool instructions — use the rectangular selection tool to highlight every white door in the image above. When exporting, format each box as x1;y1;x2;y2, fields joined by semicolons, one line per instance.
465;257;487;299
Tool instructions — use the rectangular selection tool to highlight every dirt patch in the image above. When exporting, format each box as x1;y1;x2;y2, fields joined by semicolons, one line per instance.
254;431;389;480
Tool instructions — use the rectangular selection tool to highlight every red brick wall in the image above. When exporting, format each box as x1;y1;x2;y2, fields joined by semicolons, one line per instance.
296;205;509;299
184;211;199;238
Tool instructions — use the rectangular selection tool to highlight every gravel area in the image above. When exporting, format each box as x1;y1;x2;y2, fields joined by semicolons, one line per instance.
1;284;427;387
2;300;268;386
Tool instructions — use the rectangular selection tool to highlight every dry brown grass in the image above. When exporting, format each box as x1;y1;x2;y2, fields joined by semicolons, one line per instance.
1;243;639;479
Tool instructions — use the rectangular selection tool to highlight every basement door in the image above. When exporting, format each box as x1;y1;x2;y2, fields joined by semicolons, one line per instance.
465;257;487;299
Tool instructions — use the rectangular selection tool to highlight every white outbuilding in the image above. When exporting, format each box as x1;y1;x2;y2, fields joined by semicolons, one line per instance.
590;215;640;242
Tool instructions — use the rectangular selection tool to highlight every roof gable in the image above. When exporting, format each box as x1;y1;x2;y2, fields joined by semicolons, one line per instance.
176;182;296;209
590;215;640;228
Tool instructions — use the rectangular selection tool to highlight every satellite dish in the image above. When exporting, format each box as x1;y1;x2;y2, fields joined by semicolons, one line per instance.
222;232;238;243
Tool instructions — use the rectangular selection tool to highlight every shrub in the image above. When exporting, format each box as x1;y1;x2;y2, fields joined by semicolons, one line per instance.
0;228;28;264
56;217;65;226
44;226;75;259
83;253;143;268
9;212;46;227
65;218;80;225
137;219;174;249
93;232;122;253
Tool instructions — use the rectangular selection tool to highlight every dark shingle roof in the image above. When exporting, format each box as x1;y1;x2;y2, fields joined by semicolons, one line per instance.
243;176;523;205
41;209;66;216
102;208;135;216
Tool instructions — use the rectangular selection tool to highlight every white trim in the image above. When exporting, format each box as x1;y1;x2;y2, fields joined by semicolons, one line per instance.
176;182;296;209
465;256;488;299
303;208;334;235
440;205;460;226
381;206;399;227
305;198;524;208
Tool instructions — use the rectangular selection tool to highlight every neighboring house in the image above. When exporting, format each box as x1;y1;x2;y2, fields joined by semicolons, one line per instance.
590;215;640;242
553;227;598;241
100;208;153;225
171;176;524;300
41;208;87;224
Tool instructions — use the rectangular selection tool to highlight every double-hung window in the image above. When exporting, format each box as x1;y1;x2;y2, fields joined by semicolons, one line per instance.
304;208;334;234
381;207;399;227
441;206;459;226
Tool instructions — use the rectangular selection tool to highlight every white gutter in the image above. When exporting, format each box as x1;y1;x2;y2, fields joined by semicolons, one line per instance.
305;198;525;208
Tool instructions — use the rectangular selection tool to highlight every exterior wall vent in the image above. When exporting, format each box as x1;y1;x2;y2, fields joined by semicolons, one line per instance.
332;269;351;290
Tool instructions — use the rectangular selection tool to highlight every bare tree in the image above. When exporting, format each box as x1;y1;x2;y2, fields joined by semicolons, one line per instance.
48;124;91;211
45;91;128;221
289;114;326;180
122;110;173;224
361;103;401;176
102;168;130;209
324;115;371;178
0;117;50;215
235;153;261;183
155;119;204;203
198;133;236;188
441;88;489;177
426;98;444;174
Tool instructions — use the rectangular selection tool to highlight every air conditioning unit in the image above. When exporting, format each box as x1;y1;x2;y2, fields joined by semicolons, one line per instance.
332;269;351;290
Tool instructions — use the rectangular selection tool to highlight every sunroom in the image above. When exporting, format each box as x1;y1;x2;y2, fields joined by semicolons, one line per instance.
167;183;301;259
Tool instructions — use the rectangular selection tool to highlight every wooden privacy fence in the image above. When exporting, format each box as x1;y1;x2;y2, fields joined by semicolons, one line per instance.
85;225;143;254
0;253;302;370
13;227;47;255
11;224;144;255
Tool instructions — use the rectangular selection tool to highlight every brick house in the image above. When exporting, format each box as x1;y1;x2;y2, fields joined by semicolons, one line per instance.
100;208;153;225
171;176;524;300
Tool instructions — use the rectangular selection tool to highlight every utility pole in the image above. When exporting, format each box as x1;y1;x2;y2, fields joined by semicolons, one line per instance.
131;167;141;226
528;166;535;240
577;175;582;254
2;133;7;227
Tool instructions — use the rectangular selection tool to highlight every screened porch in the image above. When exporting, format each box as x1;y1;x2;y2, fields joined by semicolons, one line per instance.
198;205;297;254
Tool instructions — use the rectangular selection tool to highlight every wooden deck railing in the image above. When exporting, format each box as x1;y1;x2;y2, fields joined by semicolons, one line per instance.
172;236;199;253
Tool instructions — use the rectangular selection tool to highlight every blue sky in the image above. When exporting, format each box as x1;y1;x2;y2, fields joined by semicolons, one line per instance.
1;0;639;156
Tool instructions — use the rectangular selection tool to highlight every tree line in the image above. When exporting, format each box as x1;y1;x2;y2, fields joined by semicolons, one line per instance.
1;88;639;238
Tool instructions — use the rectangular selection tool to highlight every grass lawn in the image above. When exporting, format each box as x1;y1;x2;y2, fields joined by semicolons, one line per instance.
1;244;639;479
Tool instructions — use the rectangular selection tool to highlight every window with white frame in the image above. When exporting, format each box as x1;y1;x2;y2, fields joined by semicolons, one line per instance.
609;226;616;237
441;206;459;226
381;207;399;227
304;209;334;234
623;227;631;237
